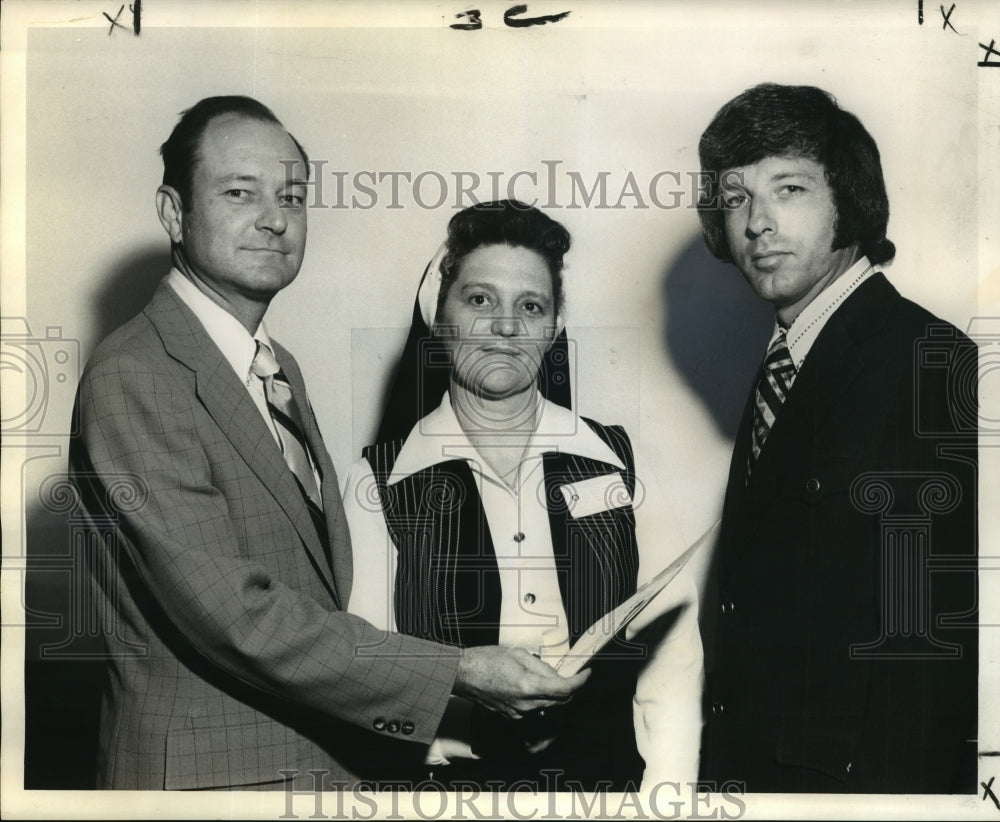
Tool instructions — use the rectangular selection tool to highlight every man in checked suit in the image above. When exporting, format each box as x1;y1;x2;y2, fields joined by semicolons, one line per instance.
694;84;978;793
69;96;587;790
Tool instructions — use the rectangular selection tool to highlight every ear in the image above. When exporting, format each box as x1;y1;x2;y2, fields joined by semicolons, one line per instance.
155;185;185;245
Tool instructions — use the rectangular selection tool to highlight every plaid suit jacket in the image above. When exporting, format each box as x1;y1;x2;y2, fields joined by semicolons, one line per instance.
69;280;459;789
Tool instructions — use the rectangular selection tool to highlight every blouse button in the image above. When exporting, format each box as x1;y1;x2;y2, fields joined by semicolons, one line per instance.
513;532;525;543
523;592;536;605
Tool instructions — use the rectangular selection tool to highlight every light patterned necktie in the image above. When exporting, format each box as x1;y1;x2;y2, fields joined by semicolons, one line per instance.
748;328;797;474
251;342;323;510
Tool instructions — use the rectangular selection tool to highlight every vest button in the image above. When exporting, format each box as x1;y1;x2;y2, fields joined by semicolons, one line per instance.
806;477;821;493
523;592;536;605
513;532;525;542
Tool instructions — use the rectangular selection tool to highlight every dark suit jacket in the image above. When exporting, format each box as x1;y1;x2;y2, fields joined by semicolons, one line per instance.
700;273;978;793
69;280;459;789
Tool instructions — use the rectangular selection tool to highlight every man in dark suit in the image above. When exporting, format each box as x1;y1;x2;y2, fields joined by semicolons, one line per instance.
69;96;587;790
694;84;978;793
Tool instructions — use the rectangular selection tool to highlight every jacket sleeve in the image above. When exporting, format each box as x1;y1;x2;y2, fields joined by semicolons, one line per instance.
70;348;459;745
627;450;706;789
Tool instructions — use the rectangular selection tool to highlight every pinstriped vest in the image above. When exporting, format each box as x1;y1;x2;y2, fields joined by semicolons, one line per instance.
363;417;646;786
361;418;642;650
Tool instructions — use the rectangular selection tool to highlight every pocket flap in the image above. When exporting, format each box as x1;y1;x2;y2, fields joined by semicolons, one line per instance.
559;473;631;519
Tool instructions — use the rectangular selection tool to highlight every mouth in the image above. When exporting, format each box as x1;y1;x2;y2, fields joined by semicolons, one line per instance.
481;345;526;357
245;247;288;255
750;250;789;270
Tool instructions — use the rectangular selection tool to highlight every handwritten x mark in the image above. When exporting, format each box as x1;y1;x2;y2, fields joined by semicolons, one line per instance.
940;3;960;34
983;775;1000;810
103;4;126;35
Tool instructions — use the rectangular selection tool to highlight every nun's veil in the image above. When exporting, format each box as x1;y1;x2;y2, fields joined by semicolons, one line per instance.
374;246;573;444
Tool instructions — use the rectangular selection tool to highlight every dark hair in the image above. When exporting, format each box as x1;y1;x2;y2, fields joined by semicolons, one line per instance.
438;200;572;317
697;83;895;265
159;95;309;210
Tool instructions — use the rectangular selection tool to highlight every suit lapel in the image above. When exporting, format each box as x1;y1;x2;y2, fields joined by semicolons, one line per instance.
725;274;899;560
748;319;865;493
272;341;348;604
756;276;900;481
144;282;340;605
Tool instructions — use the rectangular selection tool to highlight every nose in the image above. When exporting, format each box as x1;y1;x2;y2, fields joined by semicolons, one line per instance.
745;197;775;239
255;199;288;235
490;315;523;337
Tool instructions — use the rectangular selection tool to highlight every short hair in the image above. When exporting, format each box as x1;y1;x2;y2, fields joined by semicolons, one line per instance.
438;199;572;317
698;83;895;265
159;95;309;210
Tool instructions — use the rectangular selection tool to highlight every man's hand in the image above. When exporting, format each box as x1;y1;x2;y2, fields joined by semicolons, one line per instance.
453;646;590;720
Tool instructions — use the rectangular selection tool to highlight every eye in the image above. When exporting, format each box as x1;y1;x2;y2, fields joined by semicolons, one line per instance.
279;193;305;208
778;184;805;197
722;192;747;209
225;189;251;201
469;293;491;307
521;300;544;315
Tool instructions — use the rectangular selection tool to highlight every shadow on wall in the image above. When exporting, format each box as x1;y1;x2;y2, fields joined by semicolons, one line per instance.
24;488;106;789
22;245;170;789
661;237;774;441
89;245;172;350
661;237;773;673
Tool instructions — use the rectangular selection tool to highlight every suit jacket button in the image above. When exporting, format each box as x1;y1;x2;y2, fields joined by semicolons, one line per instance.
806;477;821;493
402;721;415;735
373;717;387;731
387;720;401;733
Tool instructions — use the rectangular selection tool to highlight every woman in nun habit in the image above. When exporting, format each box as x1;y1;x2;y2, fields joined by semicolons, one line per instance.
342;200;703;792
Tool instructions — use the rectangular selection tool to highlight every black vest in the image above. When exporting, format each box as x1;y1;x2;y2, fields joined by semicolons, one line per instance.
362;418;646;790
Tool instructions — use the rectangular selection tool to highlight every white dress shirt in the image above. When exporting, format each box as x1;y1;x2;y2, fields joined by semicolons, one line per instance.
342;390;704;787
772;256;878;368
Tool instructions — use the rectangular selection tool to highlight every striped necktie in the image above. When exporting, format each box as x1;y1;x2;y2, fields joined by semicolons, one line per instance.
748;329;797;474
251;342;323;510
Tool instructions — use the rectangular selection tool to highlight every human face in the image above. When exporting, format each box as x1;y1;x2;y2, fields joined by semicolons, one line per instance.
160;113;308;328
722;155;860;326
437;244;559;402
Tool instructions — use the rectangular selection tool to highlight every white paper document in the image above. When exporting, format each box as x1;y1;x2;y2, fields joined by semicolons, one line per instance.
552;519;720;676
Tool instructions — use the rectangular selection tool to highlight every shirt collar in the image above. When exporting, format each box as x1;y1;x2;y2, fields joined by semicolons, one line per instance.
166;268;273;383
387;390;625;485
775;256;877;369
